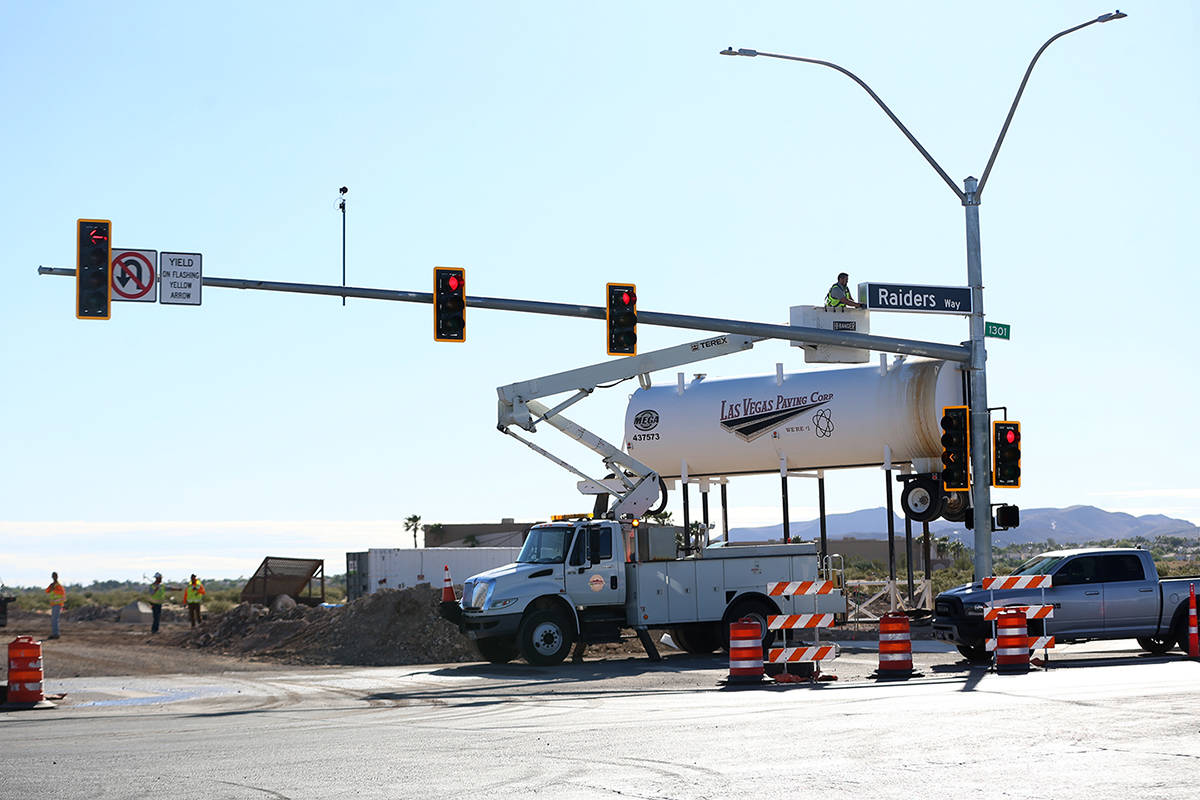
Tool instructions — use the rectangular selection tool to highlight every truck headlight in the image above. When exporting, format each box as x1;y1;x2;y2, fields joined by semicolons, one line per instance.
489;597;517;611
965;602;986;616
471;582;492;609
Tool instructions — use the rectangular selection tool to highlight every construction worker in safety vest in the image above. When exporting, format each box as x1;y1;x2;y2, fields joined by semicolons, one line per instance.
147;573;180;634
825;272;864;309
184;574;206;628
45;571;65;638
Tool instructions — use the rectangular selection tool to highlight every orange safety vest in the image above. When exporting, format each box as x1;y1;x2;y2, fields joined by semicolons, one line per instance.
184;580;206;604
45;582;66;606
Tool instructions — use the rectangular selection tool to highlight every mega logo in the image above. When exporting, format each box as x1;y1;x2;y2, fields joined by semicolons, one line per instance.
633;410;660;431
718;391;834;442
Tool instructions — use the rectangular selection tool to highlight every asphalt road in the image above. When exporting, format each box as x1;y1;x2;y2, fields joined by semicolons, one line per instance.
3;641;1196;799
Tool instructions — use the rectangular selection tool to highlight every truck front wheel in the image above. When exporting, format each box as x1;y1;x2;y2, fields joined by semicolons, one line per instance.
956;641;990;663
518;608;575;666
475;636;520;664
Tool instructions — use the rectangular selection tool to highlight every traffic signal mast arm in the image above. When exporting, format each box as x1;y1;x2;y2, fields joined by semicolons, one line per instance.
497;334;758;518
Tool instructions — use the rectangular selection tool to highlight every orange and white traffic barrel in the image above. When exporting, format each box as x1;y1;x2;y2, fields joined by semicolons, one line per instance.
7;636;45;705
994;609;1030;674
727;618;764;684
873;611;914;679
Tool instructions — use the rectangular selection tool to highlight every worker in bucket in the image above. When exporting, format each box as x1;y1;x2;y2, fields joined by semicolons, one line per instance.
184;574;206;628
825;272;863;309
45;571;65;638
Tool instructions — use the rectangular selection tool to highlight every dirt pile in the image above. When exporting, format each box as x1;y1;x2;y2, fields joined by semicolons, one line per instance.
176;586;479;666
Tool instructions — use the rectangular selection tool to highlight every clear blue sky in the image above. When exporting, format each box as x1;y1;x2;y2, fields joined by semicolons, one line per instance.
2;2;1196;587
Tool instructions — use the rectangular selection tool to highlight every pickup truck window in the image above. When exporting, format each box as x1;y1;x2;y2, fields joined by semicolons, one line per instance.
1011;555;1066;576
1100;554;1145;582
1053;555;1102;586
517;526;572;564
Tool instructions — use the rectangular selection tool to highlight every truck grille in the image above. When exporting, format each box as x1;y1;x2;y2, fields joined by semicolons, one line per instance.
935;597;961;618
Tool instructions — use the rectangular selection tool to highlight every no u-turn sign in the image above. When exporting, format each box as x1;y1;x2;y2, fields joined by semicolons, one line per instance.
111;249;158;302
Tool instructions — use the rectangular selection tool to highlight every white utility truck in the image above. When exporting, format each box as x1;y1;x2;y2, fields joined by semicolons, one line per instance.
440;334;846;665
441;514;841;664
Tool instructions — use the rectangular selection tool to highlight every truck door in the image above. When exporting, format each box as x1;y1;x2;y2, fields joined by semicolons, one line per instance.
1048;555;1105;637
1100;553;1159;635
564;523;623;607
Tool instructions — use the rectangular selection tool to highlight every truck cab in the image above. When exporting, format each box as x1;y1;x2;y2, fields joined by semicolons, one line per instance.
452;519;631;665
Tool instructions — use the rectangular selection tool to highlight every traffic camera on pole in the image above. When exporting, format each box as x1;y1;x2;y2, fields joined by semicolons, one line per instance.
940;405;970;492
76;219;111;320
433;267;466;342
606;283;637;356
992;420;1021;488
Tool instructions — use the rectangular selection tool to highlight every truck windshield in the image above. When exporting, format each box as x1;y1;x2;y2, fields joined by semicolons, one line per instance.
1010;555;1066;576
517;526;573;564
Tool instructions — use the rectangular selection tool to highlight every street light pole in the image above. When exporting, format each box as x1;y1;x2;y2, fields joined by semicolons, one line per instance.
723;10;1126;579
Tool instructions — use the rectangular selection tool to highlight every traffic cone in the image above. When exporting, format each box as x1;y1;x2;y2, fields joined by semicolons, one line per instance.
1188;583;1198;660
441;565;456;603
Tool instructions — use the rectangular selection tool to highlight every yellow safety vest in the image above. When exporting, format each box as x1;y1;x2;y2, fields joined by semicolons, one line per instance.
149;583;167;603
184;581;205;604
45;583;65;606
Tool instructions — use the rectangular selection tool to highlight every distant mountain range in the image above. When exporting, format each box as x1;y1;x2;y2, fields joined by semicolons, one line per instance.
727;505;1200;547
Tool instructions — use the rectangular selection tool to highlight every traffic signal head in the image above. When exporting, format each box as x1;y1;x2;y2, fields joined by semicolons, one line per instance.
940;405;970;492
992;420;1021;488
433;267;466;342
606;283;637;356
76;219;111;319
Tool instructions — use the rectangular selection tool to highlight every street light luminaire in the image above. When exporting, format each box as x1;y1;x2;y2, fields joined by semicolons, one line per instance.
720;47;758;57
1098;10;1126;22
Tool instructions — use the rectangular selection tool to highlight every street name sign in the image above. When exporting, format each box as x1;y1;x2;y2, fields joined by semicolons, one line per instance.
985;321;1011;340
858;282;972;315
110;248;157;302
159;252;202;305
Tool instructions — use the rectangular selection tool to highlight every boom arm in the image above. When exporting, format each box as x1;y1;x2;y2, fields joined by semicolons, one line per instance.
496;334;759;518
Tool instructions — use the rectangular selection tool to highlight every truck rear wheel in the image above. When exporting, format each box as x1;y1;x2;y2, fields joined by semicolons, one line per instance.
722;598;776;652
671;623;720;654
475;636;519;664
518;608;575;666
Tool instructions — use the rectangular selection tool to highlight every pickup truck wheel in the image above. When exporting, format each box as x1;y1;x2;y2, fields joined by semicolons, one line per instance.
1136;635;1176;655
475;636;519;664
956;642;990;663
518;609;575;666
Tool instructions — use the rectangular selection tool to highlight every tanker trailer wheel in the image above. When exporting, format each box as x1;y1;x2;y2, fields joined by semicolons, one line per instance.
518;608;576;666
901;478;944;523
475;636;520;664
940;490;968;522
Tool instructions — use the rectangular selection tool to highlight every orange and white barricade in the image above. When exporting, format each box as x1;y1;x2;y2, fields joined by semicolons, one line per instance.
983;574;1054;670
765;580;840;682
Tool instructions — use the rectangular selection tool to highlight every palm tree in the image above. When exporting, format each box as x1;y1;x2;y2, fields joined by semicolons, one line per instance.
404;514;422;548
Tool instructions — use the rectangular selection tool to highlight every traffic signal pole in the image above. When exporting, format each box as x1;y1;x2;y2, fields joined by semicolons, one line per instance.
963;177;994;579
37;267;971;363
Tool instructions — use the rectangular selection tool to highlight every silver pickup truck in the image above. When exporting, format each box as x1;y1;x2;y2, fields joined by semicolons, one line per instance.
933;547;1198;662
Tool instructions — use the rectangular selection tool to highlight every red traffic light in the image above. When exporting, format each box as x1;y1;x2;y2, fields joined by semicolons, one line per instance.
447;274;461;292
